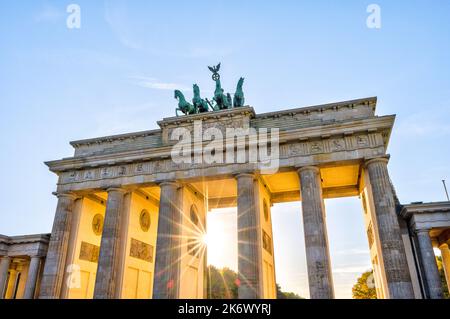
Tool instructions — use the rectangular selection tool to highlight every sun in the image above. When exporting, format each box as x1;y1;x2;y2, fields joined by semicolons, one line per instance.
201;233;209;246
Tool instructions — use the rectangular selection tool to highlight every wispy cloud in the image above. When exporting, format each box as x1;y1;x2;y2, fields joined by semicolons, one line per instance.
129;76;190;91
34;5;64;23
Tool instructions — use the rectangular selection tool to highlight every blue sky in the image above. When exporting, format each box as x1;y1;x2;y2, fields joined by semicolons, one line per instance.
1;0;450;298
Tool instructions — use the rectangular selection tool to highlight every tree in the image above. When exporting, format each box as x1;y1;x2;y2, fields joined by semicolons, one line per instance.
206;266;303;299
276;284;303;299
206;265;238;299
352;270;377;299
352;261;450;299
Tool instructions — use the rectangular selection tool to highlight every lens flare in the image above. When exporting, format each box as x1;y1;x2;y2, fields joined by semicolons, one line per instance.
201;233;208;246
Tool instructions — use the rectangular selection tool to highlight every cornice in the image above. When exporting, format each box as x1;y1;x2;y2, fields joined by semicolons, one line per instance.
254;96;377;119
400;201;450;219
0;233;51;245
70;129;161;148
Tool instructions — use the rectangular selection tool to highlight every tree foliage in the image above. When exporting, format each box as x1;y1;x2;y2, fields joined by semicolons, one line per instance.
436;256;450;299
276;284;304;299
352;259;450;299
352;270;377;299
206;266;303;299
206;265;238;299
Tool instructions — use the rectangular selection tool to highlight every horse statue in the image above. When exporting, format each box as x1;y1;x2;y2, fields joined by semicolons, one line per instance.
192;84;209;113
213;79;232;110
174;90;196;116
233;77;245;107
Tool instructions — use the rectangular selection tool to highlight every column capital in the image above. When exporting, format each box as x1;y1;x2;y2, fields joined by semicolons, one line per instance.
364;155;390;167
105;187;128;194
415;228;431;235
54;192;78;200
158;181;182;189
234;172;256;180
297;165;320;174
29;255;44;259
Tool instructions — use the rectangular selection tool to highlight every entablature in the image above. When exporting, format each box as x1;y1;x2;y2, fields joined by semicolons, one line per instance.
47;115;393;173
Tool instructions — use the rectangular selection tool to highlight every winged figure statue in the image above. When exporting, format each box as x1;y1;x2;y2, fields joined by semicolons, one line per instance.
208;63;221;74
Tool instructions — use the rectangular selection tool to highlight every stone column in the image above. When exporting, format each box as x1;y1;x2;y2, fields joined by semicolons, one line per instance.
439;243;450;290
23;256;41;299
0;256;11;299
365;157;414;298
298;166;334;299
236;173;262;299
5;269;18;299
153;182;182;299
39;193;77;299
94;188;127;299
415;230;442;298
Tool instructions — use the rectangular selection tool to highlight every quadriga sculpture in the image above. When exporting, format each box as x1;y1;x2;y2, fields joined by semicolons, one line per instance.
173;64;245;116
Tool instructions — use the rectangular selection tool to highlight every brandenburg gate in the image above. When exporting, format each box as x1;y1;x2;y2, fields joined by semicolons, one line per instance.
2;65;445;300
37;93;420;299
